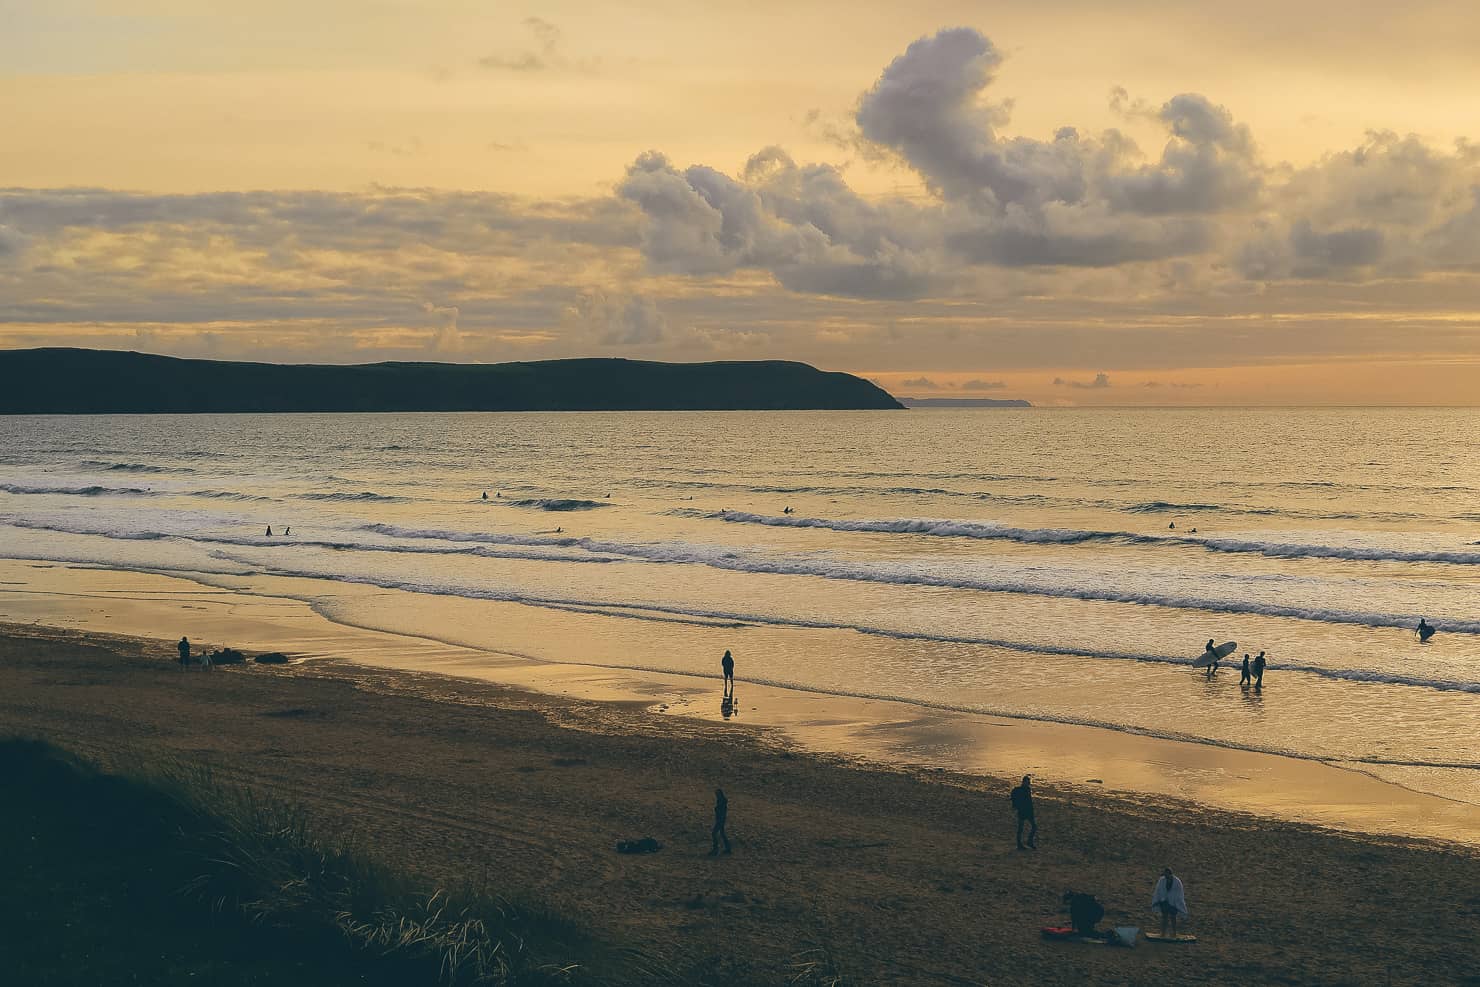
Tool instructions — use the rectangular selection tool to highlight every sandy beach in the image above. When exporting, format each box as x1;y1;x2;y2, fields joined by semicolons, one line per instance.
3;620;1478;985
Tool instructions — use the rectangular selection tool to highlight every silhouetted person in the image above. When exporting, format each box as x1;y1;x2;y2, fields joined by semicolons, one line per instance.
265;525;272;537
177;636;190;670
1253;651;1266;689
1189;527;1198;533
721;649;735;694
482;491;488;500
710;788;731;855
1063;891;1104;936
1168;522;1175;529
1239;653;1252;687
1011;775;1037;849
1418;618;1435;643
284;526;290;535
1151;867;1189;937
1205;650;1220;680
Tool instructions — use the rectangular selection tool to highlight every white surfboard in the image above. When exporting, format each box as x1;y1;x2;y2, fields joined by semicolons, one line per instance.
1192;641;1237;668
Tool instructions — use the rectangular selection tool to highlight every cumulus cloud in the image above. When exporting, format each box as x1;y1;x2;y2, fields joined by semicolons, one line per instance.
1237;132;1480;279
962;379;1008;389
1054;372;1111;389
617;147;943;298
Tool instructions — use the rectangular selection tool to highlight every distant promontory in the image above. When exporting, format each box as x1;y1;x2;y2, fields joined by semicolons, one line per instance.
899;397;1032;408
0;349;903;413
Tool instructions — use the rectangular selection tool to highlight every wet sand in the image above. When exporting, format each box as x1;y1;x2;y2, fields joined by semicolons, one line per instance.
3;560;1477;844
3;620;1478;985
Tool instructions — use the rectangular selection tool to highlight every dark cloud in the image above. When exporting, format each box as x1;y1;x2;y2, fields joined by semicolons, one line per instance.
1054;372;1111;389
616;148;943;298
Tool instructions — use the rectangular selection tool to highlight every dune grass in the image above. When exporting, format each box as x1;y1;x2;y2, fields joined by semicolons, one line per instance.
0;737;665;985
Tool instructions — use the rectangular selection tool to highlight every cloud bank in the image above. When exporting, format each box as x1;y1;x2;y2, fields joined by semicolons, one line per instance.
2;25;1479;382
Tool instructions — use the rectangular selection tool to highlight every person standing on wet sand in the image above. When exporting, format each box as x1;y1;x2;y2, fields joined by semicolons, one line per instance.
177;636;190;670
721;649;735;695
1253;651;1267;689
1010;775;1037;849
1239;653;1252;687
710;788;731;855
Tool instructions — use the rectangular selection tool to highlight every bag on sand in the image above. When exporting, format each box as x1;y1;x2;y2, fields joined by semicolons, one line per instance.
615;837;663;854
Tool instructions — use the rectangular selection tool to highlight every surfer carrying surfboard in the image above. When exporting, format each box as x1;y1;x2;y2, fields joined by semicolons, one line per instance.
1418;618;1436;643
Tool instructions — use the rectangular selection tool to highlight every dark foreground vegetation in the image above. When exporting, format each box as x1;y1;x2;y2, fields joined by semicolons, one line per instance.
0;348;903;413
0;738;656;986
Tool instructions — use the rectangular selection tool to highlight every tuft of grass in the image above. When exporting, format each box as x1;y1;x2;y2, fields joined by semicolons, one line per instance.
2;737;665;985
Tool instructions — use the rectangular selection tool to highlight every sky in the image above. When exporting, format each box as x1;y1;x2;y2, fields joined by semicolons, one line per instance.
3;1;1480;405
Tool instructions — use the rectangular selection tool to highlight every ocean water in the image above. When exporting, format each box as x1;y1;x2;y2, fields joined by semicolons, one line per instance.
2;409;1478;805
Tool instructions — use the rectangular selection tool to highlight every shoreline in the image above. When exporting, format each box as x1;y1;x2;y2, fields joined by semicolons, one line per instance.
3;619;1479;983
1;557;1478;846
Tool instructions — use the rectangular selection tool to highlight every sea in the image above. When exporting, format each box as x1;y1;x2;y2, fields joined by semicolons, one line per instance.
2;409;1478;809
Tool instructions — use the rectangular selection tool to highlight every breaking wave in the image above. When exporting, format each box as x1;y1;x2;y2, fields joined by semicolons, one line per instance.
694;511;1480;565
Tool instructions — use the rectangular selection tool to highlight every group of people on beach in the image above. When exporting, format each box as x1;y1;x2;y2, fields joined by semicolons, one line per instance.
1201;640;1268;688
263;525;290;536
1016;772;1194;942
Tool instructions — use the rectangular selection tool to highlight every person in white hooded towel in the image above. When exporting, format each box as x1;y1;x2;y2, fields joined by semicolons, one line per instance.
1152;866;1189;937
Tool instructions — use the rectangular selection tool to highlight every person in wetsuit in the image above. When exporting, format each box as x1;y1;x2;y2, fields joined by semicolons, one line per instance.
1253;651;1267;689
1418;618;1436;643
721;649;735;695
1239;653;1252;687
1011;775;1038;849
710;788;731;855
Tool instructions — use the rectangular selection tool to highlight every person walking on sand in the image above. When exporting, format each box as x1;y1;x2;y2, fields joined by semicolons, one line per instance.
710;788;731;855
721;649;735;695
1151;866;1189;937
200;646;213;672
265;525;273;537
1011;775;1037;849
1253;650;1267;690
1239;653;1252;688
177;636;190;670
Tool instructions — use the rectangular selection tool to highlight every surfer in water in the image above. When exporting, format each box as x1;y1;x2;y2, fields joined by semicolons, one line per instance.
1253;651;1267;689
1239;653;1252;687
1417;618;1436;643
265;525;272;537
482;491;488;500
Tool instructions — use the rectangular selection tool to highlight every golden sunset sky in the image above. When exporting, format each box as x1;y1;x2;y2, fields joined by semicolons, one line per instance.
4;0;1480;404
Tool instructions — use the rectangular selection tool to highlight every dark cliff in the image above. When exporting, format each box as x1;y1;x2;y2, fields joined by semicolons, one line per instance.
0;349;904;413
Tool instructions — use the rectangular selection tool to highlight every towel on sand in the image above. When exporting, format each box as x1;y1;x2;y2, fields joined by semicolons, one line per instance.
1152;876;1188;918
